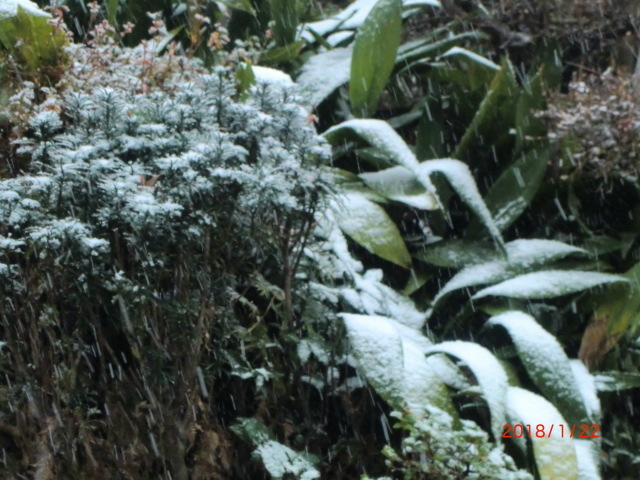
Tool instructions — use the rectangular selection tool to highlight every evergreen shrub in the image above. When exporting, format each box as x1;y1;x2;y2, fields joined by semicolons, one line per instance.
0;66;332;478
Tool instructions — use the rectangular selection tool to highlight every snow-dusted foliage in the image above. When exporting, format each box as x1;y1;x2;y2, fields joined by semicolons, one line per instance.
381;407;532;480
5;68;328;270
1;66;333;477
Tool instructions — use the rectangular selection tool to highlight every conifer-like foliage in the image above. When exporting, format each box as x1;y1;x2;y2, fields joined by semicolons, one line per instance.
0;68;333;478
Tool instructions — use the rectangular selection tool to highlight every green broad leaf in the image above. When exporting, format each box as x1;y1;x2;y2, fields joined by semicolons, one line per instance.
429;239;587;311
424;340;508;442
296;46;353;107
506;387;578;480
359;166;437;210
453;57;519;162
349;0;402;117
417;158;504;251
486;311;598;427
341;313;454;415
473;270;628;300
259;40;305;63
332;191;411;268
413;239;499;268
467;146;550;235
270;0;299;47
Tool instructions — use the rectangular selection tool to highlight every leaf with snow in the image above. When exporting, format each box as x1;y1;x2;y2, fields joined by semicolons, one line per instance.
340;266;427;328
359;166;438;210
0;0;49;18
255;440;320;480
342;313;405;407
473;270;627;300
486;311;597;427
297;47;353;107
251;65;294;87
301;0;437;42
332;191;411;268
425;341;508;441
342;313;453;414
593;370;640;392
324;119;421;169
467;146;549;234
574;439;601;480
403;0;440;6
441;47;500;72
506;387;578;480
0;236;26;253
413;239;499;268
430;239;586;310
569;360;601;424
417;159;504;251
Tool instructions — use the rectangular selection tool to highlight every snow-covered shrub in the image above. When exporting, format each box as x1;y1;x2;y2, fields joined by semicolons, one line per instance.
380;408;532;480
544;72;640;182
0;67;331;478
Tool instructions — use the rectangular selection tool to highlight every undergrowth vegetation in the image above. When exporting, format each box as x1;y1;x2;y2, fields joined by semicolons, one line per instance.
1;0;640;479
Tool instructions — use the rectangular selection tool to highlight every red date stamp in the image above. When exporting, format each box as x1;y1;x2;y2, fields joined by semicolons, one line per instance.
503;424;600;439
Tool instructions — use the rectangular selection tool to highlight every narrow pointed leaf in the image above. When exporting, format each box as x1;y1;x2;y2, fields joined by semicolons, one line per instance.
350;0;402;117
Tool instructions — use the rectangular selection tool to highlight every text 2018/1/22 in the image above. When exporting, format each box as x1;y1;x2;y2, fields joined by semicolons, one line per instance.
502;424;600;439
